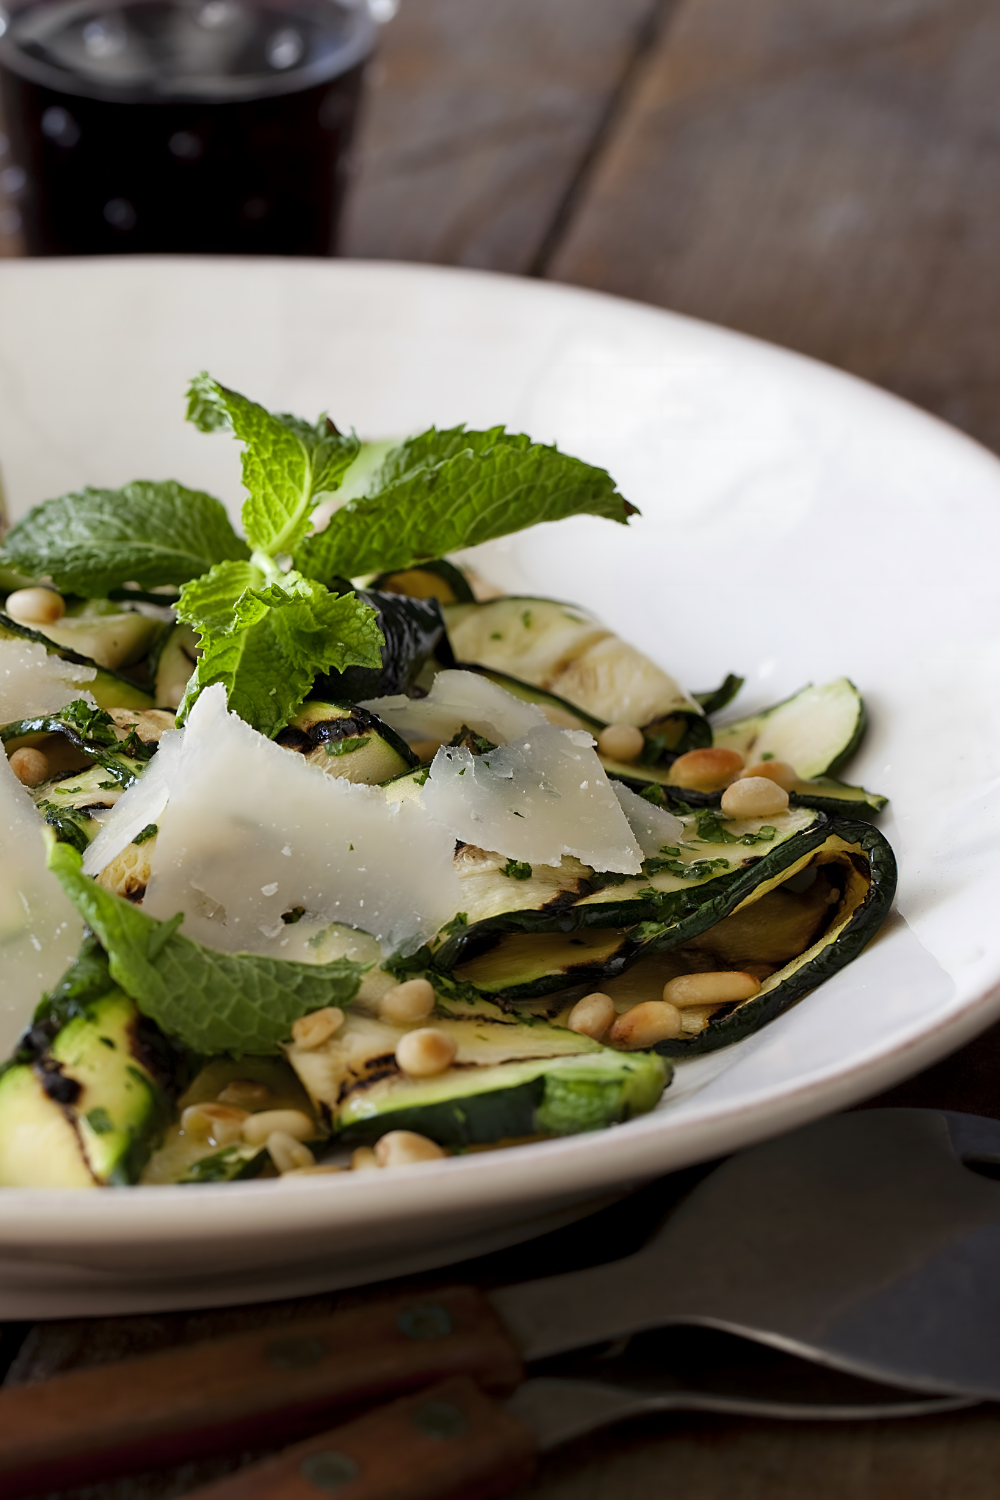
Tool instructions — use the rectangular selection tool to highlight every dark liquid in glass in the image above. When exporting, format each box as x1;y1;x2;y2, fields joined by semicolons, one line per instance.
0;0;374;255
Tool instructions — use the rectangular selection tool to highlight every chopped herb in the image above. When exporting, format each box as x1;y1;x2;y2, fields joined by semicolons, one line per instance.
133;823;158;845
281;906;305;925
85;1106;114;1135
694;809;779;847
761;752;774;761
324;735;370;757
440;911;469;936
521;610;533;629
643;856;731;881
97;781;120;791
490;631;503;640
500;859;533;880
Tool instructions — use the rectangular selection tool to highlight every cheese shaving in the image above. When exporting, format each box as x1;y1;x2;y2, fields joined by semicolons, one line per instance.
362;669;544;746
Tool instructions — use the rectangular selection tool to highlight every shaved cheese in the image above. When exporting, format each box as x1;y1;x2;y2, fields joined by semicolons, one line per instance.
82;728;184;877
0;640;96;724
143;686;462;956
422;724;643;874
0;755;83;1054
612;781;684;857
361;669;544;746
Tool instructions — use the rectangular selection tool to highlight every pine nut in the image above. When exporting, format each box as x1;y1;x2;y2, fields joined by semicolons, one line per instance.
181;1103;248;1146
669;747;744;791
567;992;616;1040
351;1147;380;1170
609;1000;682;1049
217;1080;271;1109
267;1130;315;1174
597;723;645;763
662;971;761;1008
740;759;797;790
374;1130;447;1167
4;586;66;626
291;1006;344;1049
242;1108;315;1146
379;978;436;1025
720;776;789;819
8;747;49;786
395;1027;457;1078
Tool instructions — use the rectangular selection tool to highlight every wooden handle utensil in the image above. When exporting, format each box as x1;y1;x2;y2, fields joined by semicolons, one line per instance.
174;1377;537;1500
0;1287;523;1498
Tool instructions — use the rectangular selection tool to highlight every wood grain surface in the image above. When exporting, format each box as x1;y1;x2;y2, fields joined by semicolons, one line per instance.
5;1;1000;1496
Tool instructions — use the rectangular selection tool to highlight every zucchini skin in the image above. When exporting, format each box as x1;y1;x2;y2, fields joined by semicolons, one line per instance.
335;1051;669;1148
653;820;898;1056
314;591;450;701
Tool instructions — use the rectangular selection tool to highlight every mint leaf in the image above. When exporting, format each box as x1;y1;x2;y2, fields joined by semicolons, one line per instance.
48;842;366;1055
1;481;248;597
296;427;636;584
186;374;358;557
177;566;382;737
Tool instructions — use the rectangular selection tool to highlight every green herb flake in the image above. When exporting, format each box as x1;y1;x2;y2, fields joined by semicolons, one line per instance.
325;735;370;758
133;823;158;845
500;859;533;880
521;610;533;629
490;631;503;640
85;1106;114;1135
440;912;469;937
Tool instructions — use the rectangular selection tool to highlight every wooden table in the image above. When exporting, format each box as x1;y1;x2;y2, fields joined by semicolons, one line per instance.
5;1;1000;1494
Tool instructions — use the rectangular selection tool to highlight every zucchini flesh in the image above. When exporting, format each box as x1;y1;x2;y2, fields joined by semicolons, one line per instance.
0;612;154;710
712;679;866;778
444;597;704;728
276;701;418;786
371;559;475;605
0;946;179;1187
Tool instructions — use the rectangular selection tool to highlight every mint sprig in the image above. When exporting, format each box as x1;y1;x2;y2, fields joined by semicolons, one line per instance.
0;480;248;597
295;425;634;585
177;564;383;739
48;841;366;1055
186;374;359;556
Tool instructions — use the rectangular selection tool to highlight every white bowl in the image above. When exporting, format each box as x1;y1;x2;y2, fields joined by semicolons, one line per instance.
1;258;998;1318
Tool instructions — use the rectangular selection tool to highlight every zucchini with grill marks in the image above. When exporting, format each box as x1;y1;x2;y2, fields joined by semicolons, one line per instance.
0;940;181;1187
276;701;418;785
286;1008;669;1147
444;597;705;731
431;814;895;1022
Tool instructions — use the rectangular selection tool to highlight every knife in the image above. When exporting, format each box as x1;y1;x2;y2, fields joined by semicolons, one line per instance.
134;1358;977;1500
3;1107;999;1496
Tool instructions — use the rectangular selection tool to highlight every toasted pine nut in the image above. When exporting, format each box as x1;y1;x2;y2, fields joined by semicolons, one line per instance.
374;1130;447;1167
662;971;761;1008
395;1027;457;1078
410;739;442;762
740;759;797;790
597;723;645;763
8;747;49;786
351;1147;380;1171
242;1108;315;1146
720;776;790;819
267;1130;315;1174
669;747;744;791
567;992;616;1040
181;1103;248;1146
217;1080;271;1110
379;978;436;1025
291;1006;344;1049
609;1000;682;1049
5;586;66;626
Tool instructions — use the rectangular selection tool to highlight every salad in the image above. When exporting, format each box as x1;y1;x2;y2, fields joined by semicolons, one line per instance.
0;377;896;1188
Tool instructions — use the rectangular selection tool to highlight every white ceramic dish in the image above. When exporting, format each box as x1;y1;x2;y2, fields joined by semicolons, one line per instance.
1;258;999;1319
